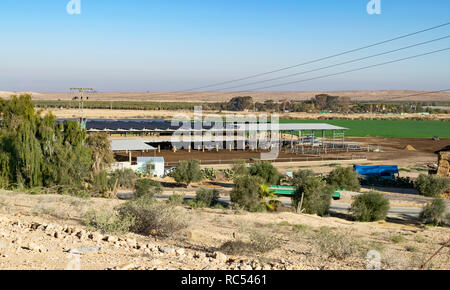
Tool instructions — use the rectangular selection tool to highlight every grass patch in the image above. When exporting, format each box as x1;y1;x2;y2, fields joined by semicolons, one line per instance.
280;119;450;138
219;230;280;255
293;224;311;233
389;235;406;244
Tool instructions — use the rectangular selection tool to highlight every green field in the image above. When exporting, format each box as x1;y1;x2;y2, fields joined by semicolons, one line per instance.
281;119;450;138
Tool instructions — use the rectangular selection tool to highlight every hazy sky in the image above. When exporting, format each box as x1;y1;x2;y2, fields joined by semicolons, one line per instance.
0;0;449;92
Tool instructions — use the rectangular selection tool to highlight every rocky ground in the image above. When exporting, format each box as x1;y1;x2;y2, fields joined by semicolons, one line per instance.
0;190;448;270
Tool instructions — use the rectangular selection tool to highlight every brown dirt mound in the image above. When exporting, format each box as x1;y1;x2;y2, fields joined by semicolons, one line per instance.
404;145;417;151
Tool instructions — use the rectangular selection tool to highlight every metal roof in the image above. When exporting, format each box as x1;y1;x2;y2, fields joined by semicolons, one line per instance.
111;139;157;152
136;157;165;163
241;123;347;131
279;123;347;131
81;119;347;132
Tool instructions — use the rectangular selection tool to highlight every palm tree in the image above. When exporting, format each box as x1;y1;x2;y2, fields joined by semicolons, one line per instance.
259;184;278;211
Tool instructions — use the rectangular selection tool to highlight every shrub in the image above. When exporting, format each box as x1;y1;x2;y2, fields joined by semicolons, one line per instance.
249;231;280;253
390;235;405;244
249;161;280;185
134;178;163;198
291;169;316;187
420;198;448;226
168;193;185;206
84;209;135;235
219;230;279;255
91;170;110;197
361;176;414;188
194;188;220;208
232;161;249;177
172;160;203;186
117;195;187;237
415;174;450;197
292;176;333;216
350;191;390;222
108;169;137;189
230;175;264;211
315;227;359;260
327;167;361;191
202;168;217;181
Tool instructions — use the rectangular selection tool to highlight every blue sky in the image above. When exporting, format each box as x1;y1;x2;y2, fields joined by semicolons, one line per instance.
0;0;449;92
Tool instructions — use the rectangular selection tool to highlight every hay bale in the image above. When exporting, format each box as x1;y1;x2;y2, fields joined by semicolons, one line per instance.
437;151;450;177
404;145;416;151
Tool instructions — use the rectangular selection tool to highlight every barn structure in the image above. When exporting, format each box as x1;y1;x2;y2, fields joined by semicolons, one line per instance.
85;119;353;153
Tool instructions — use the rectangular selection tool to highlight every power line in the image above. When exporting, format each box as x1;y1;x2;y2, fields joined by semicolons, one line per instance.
211;36;450;91
386;88;450;101
178;22;450;92
247;47;450;91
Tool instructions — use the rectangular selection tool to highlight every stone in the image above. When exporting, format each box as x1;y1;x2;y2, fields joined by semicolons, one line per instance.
75;230;86;240
25;242;41;252
126;238;137;248
69;246;102;255
239;264;253;271
89;233;103;242
186;230;201;241
159;247;175;256
175;248;185;256
0;217;10;224
211;251;228;262
116;263;135;270
104;235;118;243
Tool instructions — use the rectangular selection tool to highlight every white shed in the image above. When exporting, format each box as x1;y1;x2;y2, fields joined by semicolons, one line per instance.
136;157;165;178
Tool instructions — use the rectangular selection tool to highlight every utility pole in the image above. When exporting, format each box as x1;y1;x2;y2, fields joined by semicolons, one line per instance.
70;88;94;129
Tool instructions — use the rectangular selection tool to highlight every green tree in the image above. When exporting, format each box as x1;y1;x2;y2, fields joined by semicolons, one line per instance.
85;133;115;174
292;176;333;216
171;160;203;186
230;175;264;211
291;169;316;187
420;198;448;226
135;179;163;198
415;174;450;197
327;167;361;191
350;191;390;222
0;94;99;192
249;161;280;185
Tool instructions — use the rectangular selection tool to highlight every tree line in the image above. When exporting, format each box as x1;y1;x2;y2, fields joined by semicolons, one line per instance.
0;95;113;194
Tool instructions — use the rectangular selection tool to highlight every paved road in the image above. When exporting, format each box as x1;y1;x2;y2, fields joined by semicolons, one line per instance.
151;193;423;219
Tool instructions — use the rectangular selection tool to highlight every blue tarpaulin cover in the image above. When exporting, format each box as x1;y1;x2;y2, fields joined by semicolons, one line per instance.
354;165;399;177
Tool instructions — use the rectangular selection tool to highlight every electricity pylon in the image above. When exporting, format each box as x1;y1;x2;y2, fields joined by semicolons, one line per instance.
70;88;94;129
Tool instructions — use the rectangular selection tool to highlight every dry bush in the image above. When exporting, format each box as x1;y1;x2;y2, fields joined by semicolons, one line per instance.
168;193;185;206
219;230;279;255
117;196;187;237
83;209;134;236
314;227;359;260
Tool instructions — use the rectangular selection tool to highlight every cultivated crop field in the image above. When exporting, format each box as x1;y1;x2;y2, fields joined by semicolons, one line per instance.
281;119;450;138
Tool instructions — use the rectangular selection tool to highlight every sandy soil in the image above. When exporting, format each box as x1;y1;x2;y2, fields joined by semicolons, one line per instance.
0;190;448;270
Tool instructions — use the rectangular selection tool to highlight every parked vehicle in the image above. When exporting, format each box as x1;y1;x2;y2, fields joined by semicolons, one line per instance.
164;167;177;176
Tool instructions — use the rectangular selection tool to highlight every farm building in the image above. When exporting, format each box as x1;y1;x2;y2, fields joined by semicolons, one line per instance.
85;119;353;153
136;157;165;177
